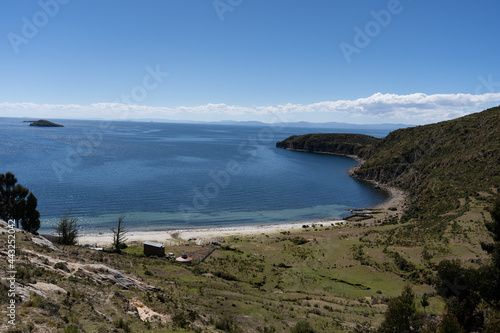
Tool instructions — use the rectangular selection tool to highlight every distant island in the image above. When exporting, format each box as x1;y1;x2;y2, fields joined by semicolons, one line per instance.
25;119;64;127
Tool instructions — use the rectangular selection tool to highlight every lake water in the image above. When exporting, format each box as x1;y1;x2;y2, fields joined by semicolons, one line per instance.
0;117;391;233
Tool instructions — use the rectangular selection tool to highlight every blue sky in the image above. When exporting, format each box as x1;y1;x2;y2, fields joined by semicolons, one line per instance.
1;0;500;124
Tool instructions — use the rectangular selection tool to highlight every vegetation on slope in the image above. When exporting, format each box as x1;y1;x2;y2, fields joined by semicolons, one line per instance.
0;172;40;233
273;106;500;331
277;106;500;227
376;197;500;332
2;220;435;333
3;196;496;332
357;107;500;221
276;133;380;160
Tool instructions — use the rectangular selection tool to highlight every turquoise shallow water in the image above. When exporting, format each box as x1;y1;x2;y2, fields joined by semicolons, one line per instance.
0;118;390;233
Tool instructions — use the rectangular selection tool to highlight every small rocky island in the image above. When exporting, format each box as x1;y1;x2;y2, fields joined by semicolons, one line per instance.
25;119;64;127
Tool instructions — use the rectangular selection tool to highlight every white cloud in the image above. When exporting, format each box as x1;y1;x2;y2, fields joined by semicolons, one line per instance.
1;92;500;124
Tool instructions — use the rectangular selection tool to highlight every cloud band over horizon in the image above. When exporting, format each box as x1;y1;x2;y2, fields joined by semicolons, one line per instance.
2;92;500;125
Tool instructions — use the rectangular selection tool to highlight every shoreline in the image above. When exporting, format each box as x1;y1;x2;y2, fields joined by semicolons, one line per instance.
78;151;407;247
281;147;407;211
77;220;347;247
77;185;407;248
280;147;366;164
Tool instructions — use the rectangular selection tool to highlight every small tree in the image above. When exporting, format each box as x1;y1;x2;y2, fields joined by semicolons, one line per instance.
439;312;465;333
489;195;500;241
55;214;79;245
477;196;500;306
0;172;40;232
378;285;421;333
489;196;500;270
421;293;429;316
112;216;127;253
22;192;40;233
291;321;316;333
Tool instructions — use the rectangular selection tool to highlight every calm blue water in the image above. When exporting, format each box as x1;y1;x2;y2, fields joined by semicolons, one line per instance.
0;117;390;233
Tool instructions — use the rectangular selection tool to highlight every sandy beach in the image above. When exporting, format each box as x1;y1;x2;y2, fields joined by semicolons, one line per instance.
77;183;407;247
77;220;346;247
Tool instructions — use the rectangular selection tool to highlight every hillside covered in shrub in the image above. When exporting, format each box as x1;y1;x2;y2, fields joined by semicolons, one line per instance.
277;106;500;227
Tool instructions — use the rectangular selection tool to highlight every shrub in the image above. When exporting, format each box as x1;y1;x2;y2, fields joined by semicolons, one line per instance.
173;313;189;329
64;324;79;333
214;271;239;281
55;214;79;245
377;285;420;333
15;265;32;281
290;237;308;245
54;262;70;273
215;317;239;332
392;252;416;272
113;318;131;333
291;321;316;333
277;263;292;268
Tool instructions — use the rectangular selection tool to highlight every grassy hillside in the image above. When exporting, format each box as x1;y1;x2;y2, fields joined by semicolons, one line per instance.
277;106;500;230
2;198;493;332
1;219;445;333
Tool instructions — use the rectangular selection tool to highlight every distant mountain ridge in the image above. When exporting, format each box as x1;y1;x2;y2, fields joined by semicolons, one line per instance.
201;120;411;131
277;106;500;223
107;117;411;130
